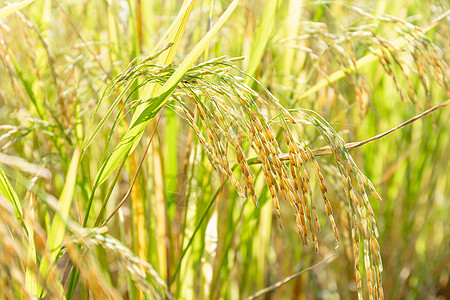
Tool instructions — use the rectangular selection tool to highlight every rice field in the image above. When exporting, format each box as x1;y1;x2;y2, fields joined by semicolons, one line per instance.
0;0;449;299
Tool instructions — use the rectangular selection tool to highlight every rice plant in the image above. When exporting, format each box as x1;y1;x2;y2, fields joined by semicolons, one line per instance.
0;0;449;299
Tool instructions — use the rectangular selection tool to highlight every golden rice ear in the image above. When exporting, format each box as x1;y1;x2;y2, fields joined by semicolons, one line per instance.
167;53;390;298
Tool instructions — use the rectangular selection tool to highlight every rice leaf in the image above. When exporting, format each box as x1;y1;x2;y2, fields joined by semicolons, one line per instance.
38;147;81;294
0;166;23;221
245;0;279;83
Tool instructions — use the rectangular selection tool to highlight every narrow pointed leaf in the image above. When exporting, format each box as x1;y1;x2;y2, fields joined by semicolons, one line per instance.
39;147;81;292
0;166;23;220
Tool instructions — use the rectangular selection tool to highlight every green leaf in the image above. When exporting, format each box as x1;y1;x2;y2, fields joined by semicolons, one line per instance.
0;166;23;221
245;0;279;83
39;147;81;294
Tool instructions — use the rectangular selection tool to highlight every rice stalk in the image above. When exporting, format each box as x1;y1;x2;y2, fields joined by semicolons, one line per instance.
286;6;450;113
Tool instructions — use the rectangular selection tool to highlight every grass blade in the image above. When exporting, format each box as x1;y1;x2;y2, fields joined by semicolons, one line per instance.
0;166;23;221
245;0;279;83
39;147;81;295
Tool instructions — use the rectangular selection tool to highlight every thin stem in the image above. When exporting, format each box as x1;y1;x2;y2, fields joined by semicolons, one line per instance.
101;111;162;227
246;254;336;300
169;184;223;287
248;99;450;164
